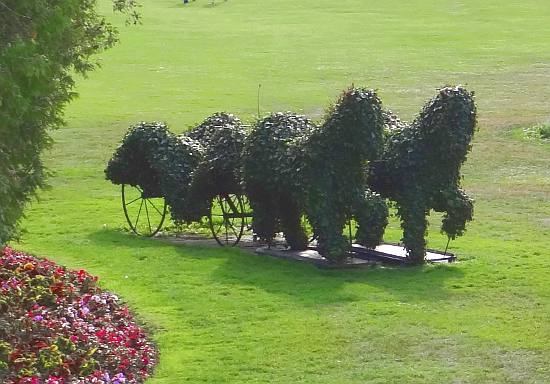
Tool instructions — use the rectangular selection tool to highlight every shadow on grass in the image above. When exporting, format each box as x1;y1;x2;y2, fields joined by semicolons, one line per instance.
210;251;466;306
87;229;465;306
87;228;230;258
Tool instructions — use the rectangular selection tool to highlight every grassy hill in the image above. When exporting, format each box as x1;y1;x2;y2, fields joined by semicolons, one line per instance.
17;0;550;382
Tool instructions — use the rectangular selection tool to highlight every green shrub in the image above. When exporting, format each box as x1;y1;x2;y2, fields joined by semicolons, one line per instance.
539;124;550;139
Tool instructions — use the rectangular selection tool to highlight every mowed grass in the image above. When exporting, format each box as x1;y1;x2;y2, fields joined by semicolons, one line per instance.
15;0;550;382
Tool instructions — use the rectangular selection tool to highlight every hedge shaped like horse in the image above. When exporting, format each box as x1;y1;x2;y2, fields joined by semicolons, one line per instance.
243;87;389;262
368;86;477;264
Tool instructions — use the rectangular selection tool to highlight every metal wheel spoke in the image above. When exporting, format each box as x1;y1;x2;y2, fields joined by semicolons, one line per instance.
144;200;152;234
147;198;164;216
125;196;142;206
213;221;224;235
134;199;144;229
228;222;239;237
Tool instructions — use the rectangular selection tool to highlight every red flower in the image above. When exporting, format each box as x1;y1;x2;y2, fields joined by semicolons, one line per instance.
95;329;107;338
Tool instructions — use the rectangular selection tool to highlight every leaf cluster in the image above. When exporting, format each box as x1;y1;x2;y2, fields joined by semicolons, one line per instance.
188;114;247;214
242;112;316;246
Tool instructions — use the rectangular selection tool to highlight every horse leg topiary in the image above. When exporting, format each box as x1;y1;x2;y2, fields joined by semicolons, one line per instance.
353;191;388;248
279;197;309;250
305;183;349;262
434;187;474;239
248;195;279;245
396;196;429;264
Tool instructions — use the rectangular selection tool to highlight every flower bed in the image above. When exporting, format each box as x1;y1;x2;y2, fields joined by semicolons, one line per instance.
0;247;158;383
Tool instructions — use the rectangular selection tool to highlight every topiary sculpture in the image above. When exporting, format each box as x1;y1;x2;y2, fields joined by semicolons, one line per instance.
186;112;242;148
188;114;247;216
242;112;315;250
243;87;389;262
367;86;477;264
305;88;388;261
105;122;204;224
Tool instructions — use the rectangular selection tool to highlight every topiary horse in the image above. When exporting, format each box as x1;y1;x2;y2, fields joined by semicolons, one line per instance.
305;88;388;261
243;87;389;263
242;112;316;250
367;86;477;264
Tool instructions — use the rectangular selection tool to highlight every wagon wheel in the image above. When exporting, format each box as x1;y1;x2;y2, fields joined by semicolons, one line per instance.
122;184;167;237
208;194;247;246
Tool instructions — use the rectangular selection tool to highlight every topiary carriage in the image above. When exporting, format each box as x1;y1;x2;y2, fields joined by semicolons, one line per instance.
105;113;251;245
105;86;477;264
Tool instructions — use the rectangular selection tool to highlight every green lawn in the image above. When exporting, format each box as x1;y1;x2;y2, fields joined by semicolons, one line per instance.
16;0;550;382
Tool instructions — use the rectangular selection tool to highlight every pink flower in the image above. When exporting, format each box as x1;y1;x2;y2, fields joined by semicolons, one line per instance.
3;246;13;256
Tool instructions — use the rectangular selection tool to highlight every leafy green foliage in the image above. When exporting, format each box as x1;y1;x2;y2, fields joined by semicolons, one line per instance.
188;114;246;214
368;86;477;264
105;122;204;223
524;123;550;140
106;113;247;225
243;88;388;262
105;122;168;196
538;124;550;139
186;112;242;148
243;112;315;249
305;88;388;262
0;0;138;244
